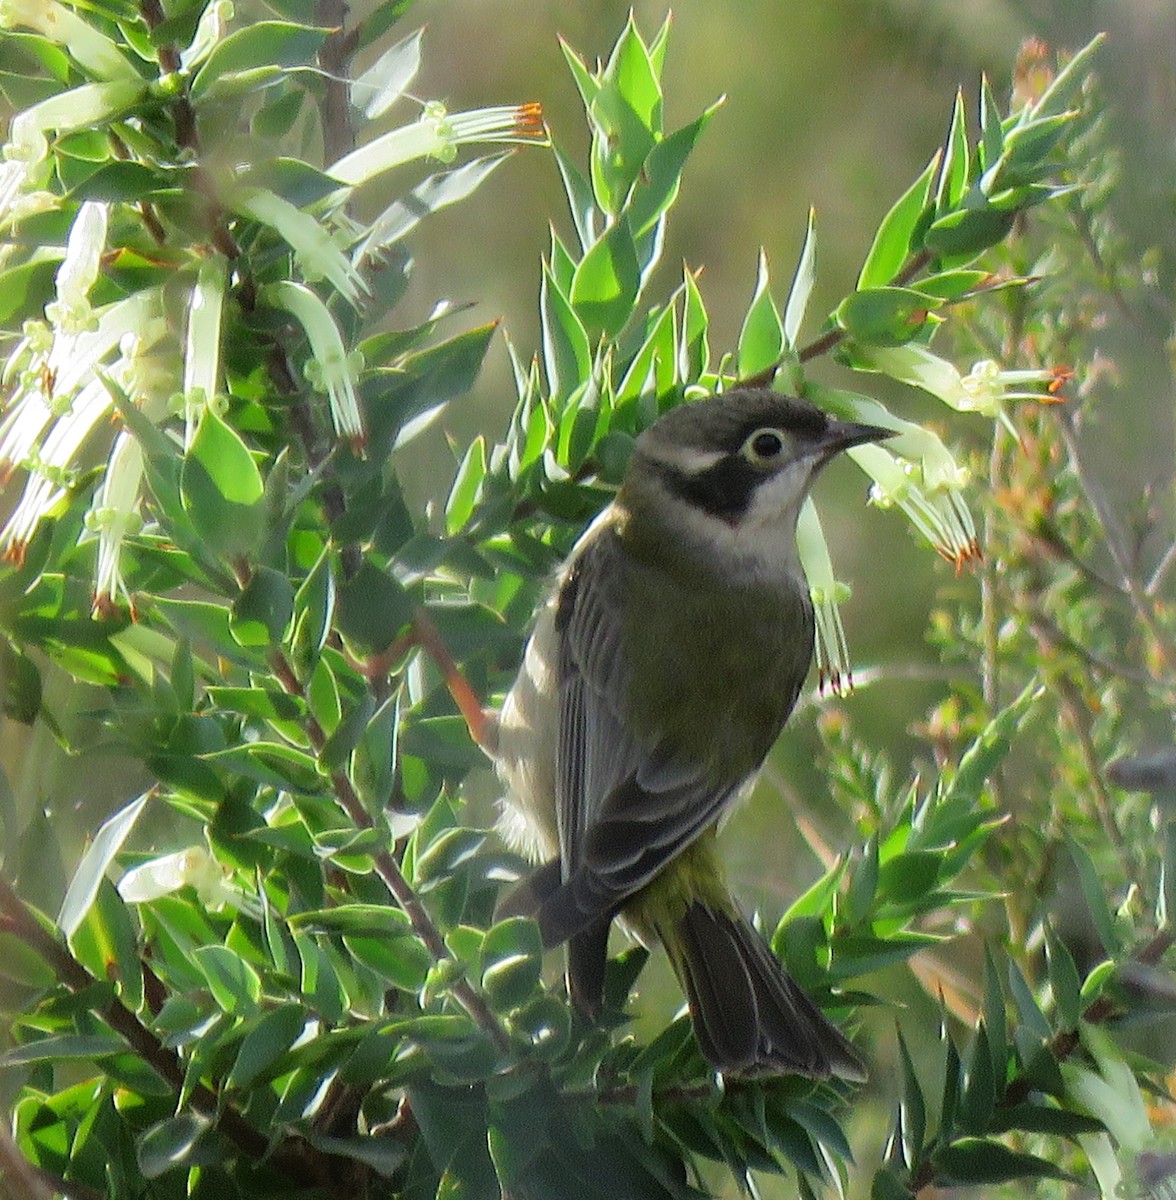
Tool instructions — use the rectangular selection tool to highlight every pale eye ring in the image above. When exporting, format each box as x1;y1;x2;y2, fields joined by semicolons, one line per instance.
742;427;786;465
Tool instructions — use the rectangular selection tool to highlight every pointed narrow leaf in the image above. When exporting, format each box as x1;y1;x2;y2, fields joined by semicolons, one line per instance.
180;408;265;557
137;1113;210;1178
570;218;640;339
737;250;785;378
859;155;939;289
783;208;817;347
351;27;422;119
59;792;149;937
936;91;969;212
897;1030;925;1168
446;436;487;535
1065;833;1123;956
1044;923;1082;1029
540;265;591;399
227;1004;307;1089
933;1138;1071;1185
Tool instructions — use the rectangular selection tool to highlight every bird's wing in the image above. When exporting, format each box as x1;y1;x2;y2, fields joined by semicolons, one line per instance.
545;527;738;945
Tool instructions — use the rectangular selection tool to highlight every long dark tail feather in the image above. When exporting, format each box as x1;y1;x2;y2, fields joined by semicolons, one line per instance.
673;903;866;1081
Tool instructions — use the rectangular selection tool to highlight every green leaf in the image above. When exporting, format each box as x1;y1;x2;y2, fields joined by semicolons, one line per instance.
306;1133;408;1178
137;1113;209;1179
58;792;149;937
783;207;817;349
351;693;399;808
978;75;1003;172
69;878;144;1012
230;566;294;647
924;205;1017;262
357;155;508;265
191;945;262;1012
627;106;716;238
959;1023;996;1134
203;742;322;792
678;266;709;381
1164;819;1176;930
989;1103;1104;1138
204;685;304;722
570;218;640;339
1044;923;1082;1029
982;946;1008;1090
871;1166;912;1200
859;153;939;289
413;827;486;888
1079;959;1115;1008
180;408;265;558
541;265;591;400
346;930;432;991
933;1138;1070;1185
446;436;487;534
553;141;598;253
351;26;422;119
836;287;940;346
191;21;330;100
946;684;1040;806
227;1004;307;1089
335;561;413;654
1064;833;1123;957
844;836;879;926
737;250;785;378
480;918;543;1012
877;848;941;902
291;545;335;675
936;90;969;212
897;1030;925;1168
0;1033;126;1067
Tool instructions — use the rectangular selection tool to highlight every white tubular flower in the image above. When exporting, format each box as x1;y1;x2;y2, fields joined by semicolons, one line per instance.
1;377;110;560
232;187;367;307
118;846;241;911
0;159;55;229
327;101;545;188
856;343;1071;425
850;443;979;570
796;498;853;695
262;280;365;450
6;79;144;164
0;298;166;561
182;255;228;448
0;290;160;476
87;429;143;616
0;0;138;80
45;200;108;334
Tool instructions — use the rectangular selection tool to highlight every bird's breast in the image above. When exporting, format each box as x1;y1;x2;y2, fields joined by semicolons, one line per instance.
623;560;815;780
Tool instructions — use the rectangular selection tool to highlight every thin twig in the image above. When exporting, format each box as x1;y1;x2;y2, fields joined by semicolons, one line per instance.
316;0;355;166
268;648;511;1052
0;879;273;1164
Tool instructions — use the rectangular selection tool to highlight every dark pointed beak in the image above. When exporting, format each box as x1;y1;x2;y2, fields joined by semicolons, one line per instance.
819;418;897;452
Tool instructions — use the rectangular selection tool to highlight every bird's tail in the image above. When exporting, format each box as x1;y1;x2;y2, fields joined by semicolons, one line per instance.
667;901;866;1081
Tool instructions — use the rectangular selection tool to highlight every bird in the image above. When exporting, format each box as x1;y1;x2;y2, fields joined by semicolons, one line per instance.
490;386;889;1078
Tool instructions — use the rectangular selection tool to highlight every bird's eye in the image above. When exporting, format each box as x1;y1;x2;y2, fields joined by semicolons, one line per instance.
742;428;786;466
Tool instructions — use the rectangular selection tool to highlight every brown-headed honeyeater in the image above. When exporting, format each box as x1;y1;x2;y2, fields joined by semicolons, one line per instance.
492;388;890;1078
